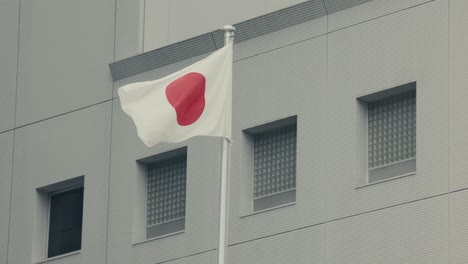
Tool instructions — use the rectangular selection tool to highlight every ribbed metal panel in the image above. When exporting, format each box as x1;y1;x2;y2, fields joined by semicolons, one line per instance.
109;0;326;81
324;0;374;14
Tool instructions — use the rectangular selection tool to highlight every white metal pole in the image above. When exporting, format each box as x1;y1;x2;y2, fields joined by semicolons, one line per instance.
218;25;235;264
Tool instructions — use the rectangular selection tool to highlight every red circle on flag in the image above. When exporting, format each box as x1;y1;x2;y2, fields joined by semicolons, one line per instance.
165;72;206;126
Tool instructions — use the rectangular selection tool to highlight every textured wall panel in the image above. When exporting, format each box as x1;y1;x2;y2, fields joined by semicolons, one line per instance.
449;0;468;191
142;0;323;52
107;99;220;264
266;0;309;13
0;131;14;264
155;250;216;264
328;0;433;32
167;0;265;48
110;34;216;82
111;0;326;82
15;0;115;127
228;225;325;264
325;196;449;264
0;0;20;132
324;0;373;14
9;103;111;264
325;0;448;221
115;0;142;61
229;36;328;245
144;0;170;52
450;190;468;264
211;0;326;49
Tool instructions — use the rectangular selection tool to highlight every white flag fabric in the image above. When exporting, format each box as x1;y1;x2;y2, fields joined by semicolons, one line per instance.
118;44;232;147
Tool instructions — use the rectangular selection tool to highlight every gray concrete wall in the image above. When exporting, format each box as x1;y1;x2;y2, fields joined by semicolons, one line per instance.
1;0;468;263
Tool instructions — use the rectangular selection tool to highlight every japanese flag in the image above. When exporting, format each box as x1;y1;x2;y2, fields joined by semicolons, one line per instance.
118;44;232;147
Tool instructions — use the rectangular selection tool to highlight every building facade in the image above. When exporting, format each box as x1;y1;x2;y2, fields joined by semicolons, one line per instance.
1;0;468;263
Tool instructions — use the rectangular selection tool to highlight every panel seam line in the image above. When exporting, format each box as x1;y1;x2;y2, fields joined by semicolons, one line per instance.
228;188;468;248
327;0;436;35
6;0;22;262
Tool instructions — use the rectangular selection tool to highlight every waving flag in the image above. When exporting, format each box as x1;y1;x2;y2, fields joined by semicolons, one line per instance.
118;44;232;147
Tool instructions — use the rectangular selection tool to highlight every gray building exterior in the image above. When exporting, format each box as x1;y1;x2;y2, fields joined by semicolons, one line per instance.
1;0;468;263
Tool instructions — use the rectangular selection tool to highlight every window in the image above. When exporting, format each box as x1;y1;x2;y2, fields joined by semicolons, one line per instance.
47;186;84;258
359;83;416;183
245;116;297;212
145;151;187;239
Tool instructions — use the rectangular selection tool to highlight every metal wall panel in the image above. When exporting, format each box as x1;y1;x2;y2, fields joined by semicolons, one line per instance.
143;0;170;53
229;36;328;245
324;0;373;14
110;0;326;82
106;100;221;264
325;196;449;264
0;131;14;264
450;190;468;264
325;0;448;221
449;0;468;191
327;0;434;32
0;0;20;132
167;0;265;50
115;0;143;61
142;0;325;52
154;250;216;264
266;0;309;13
110;34;216;82
15;0;115;127
8;102;111;264
228;225;325;264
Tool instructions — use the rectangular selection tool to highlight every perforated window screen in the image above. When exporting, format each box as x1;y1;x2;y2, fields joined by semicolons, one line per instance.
254;125;297;198
368;91;416;169
147;155;186;227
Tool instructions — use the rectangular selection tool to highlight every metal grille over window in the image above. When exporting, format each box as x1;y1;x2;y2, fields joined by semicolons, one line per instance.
254;125;297;198
368;91;416;169
147;156;186;227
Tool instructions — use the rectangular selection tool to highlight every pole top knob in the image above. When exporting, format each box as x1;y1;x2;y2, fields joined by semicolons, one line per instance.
221;25;236;32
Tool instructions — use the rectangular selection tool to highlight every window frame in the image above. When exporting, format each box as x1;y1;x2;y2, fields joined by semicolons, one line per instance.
243;115;298;212
357;82;417;185
138;147;188;240
45;184;84;259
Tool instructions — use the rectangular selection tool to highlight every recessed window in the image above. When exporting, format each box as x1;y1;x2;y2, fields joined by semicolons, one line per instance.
245;116;297;212
145;151;187;239
359;83;416;183
47;186;84;258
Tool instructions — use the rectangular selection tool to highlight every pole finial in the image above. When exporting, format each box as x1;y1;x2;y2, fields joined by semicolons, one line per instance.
221;25;235;46
221;25;236;32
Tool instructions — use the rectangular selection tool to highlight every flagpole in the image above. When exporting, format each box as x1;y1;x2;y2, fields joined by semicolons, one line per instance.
218;25;235;264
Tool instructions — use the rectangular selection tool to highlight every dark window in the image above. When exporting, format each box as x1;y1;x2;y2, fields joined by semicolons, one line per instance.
47;187;84;258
